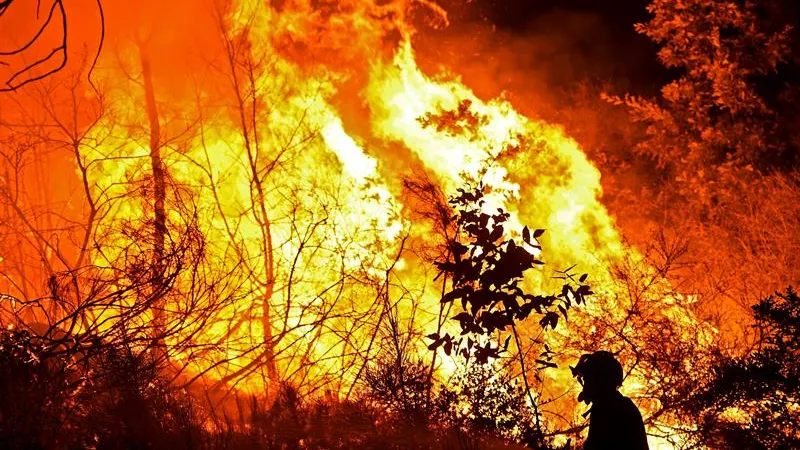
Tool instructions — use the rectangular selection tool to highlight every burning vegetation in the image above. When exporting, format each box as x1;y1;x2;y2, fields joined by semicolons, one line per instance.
0;0;798;449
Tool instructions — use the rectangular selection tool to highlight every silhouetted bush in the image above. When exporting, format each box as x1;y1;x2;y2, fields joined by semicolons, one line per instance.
0;323;570;450
0;329;203;449
680;287;800;450
361;355;572;450
0;329;75;449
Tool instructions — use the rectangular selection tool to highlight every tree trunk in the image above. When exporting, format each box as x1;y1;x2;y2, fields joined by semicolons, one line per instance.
139;49;167;346
219;32;279;388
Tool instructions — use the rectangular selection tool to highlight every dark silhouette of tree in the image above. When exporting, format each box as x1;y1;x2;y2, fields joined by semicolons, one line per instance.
426;182;591;363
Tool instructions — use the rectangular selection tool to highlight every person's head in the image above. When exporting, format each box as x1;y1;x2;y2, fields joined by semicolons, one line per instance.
572;351;623;404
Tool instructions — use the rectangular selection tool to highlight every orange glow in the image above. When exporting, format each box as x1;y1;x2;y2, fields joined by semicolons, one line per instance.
0;1;717;447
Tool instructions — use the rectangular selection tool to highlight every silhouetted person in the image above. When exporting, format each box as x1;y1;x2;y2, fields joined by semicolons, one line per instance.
574;351;649;450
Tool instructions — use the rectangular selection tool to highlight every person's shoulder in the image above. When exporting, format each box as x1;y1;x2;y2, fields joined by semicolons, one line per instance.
617;395;644;419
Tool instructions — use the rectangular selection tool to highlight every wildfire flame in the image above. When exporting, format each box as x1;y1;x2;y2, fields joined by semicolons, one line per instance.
0;1;717;448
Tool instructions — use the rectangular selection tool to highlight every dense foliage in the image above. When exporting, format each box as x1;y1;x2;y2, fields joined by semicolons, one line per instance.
608;0;796;174
598;0;800;340
0;325;573;450
679;287;800;450
0;328;198;449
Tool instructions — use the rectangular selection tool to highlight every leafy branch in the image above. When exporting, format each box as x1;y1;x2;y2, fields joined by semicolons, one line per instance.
427;183;592;363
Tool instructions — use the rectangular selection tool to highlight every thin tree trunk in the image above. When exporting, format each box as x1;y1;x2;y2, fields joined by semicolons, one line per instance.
220;31;279;386
139;49;167;345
